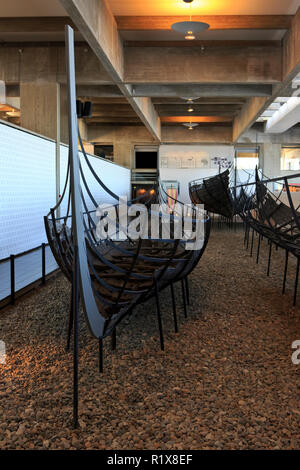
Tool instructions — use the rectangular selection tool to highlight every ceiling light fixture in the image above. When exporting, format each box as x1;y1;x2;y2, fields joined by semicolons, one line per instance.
188;106;194;113
172;0;209;41
181;97;200;101
183;122;199;130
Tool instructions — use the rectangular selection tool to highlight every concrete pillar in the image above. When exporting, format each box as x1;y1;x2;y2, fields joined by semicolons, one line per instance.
82;142;95;155
262;143;281;177
20;82;68;143
78;118;95;155
114;142;132;168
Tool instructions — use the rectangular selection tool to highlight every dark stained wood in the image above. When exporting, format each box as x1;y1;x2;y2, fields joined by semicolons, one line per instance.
125;40;282;48
156;104;242;117
116;15;292;31
161;116;233;123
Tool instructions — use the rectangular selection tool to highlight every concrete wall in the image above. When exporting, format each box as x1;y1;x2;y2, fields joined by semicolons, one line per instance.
88;124;300;192
238;126;300;180
88;125;233;168
88;125;155;168
159;144;235;203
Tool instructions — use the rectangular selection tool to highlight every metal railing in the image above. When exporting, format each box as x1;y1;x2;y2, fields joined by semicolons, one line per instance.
0;242;58;309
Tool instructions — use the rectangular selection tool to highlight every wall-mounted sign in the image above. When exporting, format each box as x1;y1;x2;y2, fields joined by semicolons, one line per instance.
211;156;231;169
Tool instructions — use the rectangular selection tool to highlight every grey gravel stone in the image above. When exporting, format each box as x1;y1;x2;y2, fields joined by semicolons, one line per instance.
0;228;299;449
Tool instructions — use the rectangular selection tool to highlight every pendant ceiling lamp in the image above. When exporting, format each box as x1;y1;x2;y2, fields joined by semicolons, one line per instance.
172;0;209;40
186;98;194;112
183;122;199;130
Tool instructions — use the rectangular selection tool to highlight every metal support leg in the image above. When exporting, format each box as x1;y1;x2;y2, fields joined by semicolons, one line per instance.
246;226;250;250
99;338;103;374
170;283;178;333
267;242;272;277
256;234;261;264
73;246;79;429
243;224;247;246
10;254;15;305
111;328;117;351
66;287;74;351
282;250;289;295
250;228;255;257
155;280;164;351
181;279;188;319
293;258;300;307
41;243;46;285
185;277;190;306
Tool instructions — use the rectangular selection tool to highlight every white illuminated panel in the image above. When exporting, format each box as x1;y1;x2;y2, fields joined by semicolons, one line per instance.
0;261;10;300
0;122;58;300
58;144;70;219
0;122;130;300
0;246;58;300
0;122;56;258
79;151;131;210
59;147;131;215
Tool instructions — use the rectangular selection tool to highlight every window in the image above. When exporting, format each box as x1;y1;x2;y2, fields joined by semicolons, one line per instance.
94;145;114;162
135;146;158;169
281;146;300;171
235;147;259;170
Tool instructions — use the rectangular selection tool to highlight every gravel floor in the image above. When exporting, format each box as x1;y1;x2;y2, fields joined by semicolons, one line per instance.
0;227;300;450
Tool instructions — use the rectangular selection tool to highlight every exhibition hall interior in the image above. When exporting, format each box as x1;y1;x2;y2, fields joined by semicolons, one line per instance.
1;0;300;451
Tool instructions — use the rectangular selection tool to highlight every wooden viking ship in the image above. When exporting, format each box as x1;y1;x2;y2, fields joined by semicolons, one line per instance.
189;169;234;219
44;26;211;427
235;168;300;306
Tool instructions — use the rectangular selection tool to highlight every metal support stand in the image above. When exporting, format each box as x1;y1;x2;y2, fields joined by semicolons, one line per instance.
99;338;103;373
10;254;15;305
243;224;247;246
42;243;46;285
155;280;164;351
282;250;289;295
66;287;74;351
73;245;79;429
111;329;117;351
170;283;178;333
246;226;250;250
185;277;190;306
267;242;272;277
250;228;255;257
181;279;188;319
293;258;300;307
256;234;261;264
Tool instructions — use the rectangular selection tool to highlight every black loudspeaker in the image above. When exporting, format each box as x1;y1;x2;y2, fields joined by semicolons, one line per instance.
76;100;83;118
83;101;93;118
